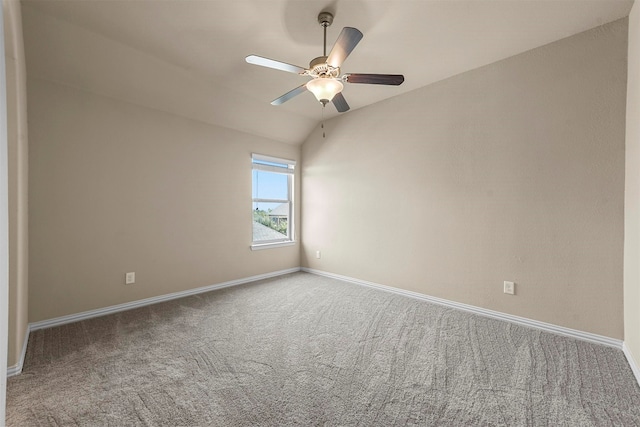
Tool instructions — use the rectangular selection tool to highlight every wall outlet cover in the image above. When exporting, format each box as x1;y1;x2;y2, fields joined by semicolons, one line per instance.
504;281;515;295
125;272;136;285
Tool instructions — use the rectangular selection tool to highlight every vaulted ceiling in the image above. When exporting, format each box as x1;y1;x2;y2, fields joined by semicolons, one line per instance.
21;0;633;145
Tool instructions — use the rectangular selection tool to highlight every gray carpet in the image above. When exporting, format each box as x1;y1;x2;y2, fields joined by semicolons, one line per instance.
6;272;640;426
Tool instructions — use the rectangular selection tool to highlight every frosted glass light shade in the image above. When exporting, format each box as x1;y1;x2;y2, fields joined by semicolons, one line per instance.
306;78;343;103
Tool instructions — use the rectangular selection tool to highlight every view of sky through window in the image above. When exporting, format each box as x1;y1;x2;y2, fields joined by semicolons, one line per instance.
252;170;288;210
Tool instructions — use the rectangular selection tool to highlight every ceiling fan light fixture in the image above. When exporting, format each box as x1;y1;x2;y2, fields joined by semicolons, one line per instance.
306;77;343;104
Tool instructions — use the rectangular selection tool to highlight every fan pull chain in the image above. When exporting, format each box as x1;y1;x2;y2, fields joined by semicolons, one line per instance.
321;104;326;138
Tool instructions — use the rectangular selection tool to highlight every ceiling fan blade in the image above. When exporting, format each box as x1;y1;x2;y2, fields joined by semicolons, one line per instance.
332;92;350;113
327;27;363;68
246;55;306;74
344;74;405;85
271;84;308;105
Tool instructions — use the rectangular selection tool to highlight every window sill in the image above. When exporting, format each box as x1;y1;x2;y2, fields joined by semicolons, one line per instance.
251;241;296;251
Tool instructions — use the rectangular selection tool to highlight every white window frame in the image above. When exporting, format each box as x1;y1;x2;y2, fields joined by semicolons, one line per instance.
251;153;296;250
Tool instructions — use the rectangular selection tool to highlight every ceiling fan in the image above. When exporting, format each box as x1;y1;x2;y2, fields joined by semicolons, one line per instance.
246;11;404;113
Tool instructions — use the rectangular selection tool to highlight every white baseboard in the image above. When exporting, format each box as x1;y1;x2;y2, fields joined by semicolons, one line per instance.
6;326;30;377
10;267;631;380
623;342;640;387
30;268;301;332
5;268;300;378
302;267;623;349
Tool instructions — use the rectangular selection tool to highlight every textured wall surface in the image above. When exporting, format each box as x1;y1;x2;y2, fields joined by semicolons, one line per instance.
21;0;631;344
27;79;300;322
625;3;640;374
302;20;628;339
4;0;28;369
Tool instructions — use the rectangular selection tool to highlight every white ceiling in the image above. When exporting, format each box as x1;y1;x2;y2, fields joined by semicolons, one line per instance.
22;0;634;145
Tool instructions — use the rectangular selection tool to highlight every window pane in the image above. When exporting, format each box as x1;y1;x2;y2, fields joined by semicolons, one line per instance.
253;170;288;200
253;202;289;242
251;153;294;246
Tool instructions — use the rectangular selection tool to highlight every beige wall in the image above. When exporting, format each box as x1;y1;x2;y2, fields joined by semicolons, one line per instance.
625;3;640;372
21;1;301;324
3;0;28;369
28;78;299;322
302;19;628;339
19;3;314;146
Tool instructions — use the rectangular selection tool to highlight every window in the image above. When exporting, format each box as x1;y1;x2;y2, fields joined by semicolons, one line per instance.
251;153;295;249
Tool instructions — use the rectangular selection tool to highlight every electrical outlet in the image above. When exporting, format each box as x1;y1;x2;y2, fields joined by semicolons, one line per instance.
125;272;135;285
316;250;321;259
504;281;515;295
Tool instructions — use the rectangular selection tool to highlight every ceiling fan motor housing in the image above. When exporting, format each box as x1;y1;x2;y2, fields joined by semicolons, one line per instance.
308;56;340;79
